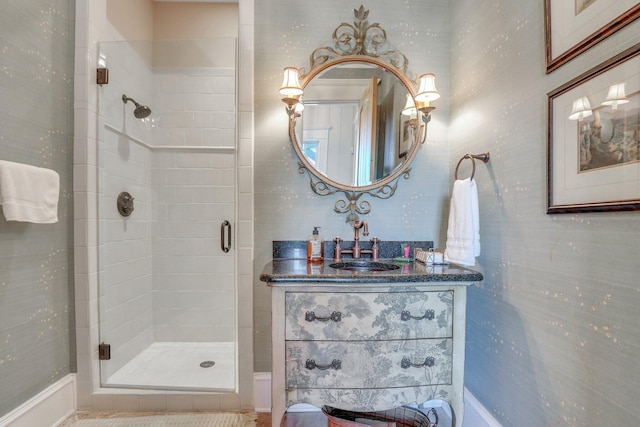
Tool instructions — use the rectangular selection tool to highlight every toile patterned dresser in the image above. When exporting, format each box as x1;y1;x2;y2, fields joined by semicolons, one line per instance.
261;257;483;427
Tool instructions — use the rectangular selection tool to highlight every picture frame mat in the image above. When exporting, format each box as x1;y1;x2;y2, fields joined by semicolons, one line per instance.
548;44;640;211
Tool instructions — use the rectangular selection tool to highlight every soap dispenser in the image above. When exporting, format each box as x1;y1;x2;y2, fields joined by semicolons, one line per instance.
307;226;324;262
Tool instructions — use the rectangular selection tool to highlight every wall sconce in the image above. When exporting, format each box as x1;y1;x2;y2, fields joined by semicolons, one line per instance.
402;94;416;116
414;73;439;120
568;96;593;121
601;82;629;110
402;93;431;144
280;67;303;116
415;73;440;102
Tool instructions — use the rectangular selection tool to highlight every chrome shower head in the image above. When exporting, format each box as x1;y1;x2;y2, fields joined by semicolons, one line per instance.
122;94;152;119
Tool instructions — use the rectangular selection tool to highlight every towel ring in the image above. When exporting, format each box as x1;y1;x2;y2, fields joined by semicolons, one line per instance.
455;152;490;180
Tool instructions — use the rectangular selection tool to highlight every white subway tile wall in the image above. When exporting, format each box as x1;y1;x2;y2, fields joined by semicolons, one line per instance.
74;0;255;411
96;39;237;381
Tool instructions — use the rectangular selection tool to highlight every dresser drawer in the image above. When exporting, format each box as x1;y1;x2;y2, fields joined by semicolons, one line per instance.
285;338;452;389
285;291;453;340
286;384;454;412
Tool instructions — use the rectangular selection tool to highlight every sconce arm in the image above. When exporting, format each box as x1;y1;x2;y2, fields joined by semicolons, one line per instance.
418;106;435;144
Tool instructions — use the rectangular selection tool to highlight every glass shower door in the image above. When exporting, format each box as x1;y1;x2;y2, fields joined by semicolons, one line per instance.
96;38;237;392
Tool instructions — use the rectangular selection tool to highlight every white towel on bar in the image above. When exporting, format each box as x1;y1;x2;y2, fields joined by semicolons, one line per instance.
0;160;60;223
444;178;480;266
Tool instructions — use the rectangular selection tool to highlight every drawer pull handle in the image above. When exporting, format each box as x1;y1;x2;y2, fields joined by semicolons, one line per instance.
305;359;342;370
400;309;435;321
305;311;342;322
401;356;435;369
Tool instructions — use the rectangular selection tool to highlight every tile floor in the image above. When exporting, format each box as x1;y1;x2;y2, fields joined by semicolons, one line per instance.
59;410;327;426
60;412;265;427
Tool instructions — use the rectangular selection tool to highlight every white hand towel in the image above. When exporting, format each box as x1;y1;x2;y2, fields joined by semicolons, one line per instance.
444;178;480;266
0;160;60;223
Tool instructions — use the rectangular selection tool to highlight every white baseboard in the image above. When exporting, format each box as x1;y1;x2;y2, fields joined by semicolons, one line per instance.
463;387;502;427
253;372;272;413
0;374;77;427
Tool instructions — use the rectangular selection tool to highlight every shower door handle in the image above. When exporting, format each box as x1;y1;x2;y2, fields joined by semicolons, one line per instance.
221;220;232;253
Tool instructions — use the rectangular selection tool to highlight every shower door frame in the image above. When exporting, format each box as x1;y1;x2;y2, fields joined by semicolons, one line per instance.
95;38;239;393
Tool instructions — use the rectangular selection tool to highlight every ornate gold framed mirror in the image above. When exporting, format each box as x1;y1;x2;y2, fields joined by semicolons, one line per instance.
279;5;439;222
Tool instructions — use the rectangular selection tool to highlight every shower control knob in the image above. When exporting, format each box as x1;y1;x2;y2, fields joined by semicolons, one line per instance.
117;191;135;217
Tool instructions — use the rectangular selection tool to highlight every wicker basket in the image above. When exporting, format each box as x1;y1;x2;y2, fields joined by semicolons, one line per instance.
414;248;445;265
324;414;384;427
322;405;435;427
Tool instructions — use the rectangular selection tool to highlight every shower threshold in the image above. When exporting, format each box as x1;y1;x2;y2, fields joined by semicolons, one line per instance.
104;342;235;392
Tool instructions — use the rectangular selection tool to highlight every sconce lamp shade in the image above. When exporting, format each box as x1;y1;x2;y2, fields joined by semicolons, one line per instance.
415;73;440;103
602;82;629;110
402;94;416;116
279;67;303;97
568;96;593;121
294;97;305;114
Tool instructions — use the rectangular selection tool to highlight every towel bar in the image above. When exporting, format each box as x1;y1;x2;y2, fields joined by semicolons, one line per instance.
455;152;490;180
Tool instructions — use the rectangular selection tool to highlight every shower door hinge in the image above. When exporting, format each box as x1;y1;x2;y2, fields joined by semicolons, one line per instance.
97;68;109;85
98;342;111;360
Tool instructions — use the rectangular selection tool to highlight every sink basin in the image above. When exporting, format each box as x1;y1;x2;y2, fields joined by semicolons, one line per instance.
329;261;401;272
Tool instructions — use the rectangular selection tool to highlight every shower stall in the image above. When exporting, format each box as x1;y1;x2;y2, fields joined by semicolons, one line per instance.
96;38;237;392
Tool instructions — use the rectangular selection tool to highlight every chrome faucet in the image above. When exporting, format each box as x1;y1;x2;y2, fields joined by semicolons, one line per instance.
333;220;380;261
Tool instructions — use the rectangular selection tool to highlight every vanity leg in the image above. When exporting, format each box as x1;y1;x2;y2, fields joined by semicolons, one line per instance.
271;286;286;427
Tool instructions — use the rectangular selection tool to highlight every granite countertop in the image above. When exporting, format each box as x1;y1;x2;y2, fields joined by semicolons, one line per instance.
260;258;484;284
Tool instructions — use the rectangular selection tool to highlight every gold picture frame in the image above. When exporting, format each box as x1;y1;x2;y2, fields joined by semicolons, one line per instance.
398;113;416;159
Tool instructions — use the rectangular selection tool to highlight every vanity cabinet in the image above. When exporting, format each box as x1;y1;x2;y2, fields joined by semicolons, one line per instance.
269;282;471;427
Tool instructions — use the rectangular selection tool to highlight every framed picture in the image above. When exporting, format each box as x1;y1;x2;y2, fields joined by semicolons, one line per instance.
547;43;640;214
398;114;417;158
545;0;640;73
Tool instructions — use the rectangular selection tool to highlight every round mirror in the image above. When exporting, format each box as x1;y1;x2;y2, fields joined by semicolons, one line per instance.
289;58;425;192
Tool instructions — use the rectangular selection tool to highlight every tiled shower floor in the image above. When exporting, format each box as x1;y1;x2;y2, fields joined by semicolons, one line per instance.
105;342;235;391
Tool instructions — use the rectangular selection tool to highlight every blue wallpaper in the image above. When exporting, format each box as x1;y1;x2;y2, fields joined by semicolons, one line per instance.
256;0;640;425
0;0;75;417
452;0;640;425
